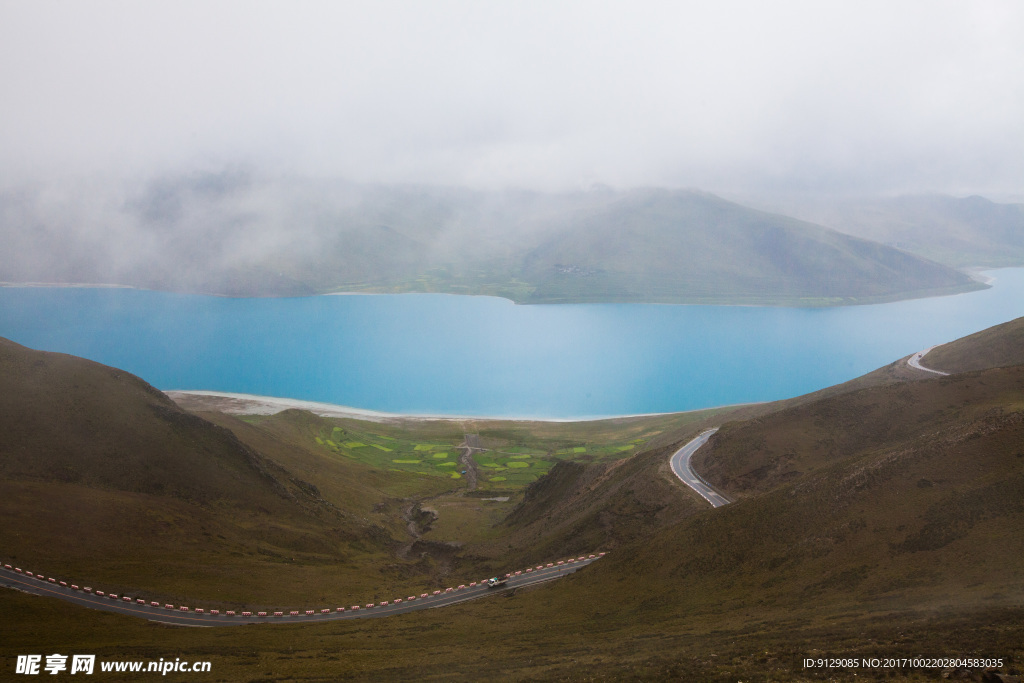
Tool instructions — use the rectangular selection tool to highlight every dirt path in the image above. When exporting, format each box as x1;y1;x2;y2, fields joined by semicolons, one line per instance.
396;500;439;559
395;433;482;559
459;434;482;490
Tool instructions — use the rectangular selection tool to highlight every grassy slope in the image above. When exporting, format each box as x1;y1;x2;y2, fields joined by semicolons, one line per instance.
619;369;1024;621
1;582;1020;682
2;365;1021;680
352;332;1021;679
4;324;1024;679
198;406;740;568
925;316;1024;374
0;338;465;604
194;409;454;510
0;336;736;603
693;365;1024;497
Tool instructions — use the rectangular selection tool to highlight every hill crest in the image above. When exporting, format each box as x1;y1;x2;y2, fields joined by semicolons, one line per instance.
0;178;983;304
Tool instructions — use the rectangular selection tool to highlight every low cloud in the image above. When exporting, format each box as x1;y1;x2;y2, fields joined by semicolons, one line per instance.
1;1;1022;196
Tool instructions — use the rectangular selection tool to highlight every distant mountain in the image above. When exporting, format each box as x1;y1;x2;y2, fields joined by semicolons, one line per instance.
756;194;1024;267
0;175;984;304
516;189;981;304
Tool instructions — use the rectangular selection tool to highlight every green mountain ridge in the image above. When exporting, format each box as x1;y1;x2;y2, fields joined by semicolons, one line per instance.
518;189;978;304
0;177;985;304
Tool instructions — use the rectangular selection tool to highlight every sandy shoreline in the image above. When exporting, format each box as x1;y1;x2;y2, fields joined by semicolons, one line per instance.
165;391;408;422
163;390;733;424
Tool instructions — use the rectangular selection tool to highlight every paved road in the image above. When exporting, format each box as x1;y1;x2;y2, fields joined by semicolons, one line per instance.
907;346;949;376
0;556;601;627
669;428;731;507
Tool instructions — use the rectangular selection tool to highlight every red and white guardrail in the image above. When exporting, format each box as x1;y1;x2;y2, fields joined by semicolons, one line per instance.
0;553;605;618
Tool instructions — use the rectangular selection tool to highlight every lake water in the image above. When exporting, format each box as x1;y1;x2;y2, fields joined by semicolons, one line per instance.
2;269;1023;419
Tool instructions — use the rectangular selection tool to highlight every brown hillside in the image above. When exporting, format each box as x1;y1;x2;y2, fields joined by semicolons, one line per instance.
574;368;1024;618
925;316;1024;374
693;364;1024;498
2;336;1023;678
0;337;444;605
4;362;1018;680
0;338;312;507
493;442;707;564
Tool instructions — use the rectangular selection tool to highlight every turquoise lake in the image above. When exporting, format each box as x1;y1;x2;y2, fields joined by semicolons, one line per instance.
2;269;1023;419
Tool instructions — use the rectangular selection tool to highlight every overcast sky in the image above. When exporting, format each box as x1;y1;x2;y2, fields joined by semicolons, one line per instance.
1;1;1022;196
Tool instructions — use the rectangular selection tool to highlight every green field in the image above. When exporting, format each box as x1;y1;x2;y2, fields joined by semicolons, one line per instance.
193;396;744;496
271;414;696;490
471;451;551;487
321;429;460;477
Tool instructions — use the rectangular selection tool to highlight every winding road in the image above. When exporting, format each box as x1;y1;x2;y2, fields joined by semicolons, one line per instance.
669;428;731;507
907;346;949;376
670;345;953;506
0;555;602;627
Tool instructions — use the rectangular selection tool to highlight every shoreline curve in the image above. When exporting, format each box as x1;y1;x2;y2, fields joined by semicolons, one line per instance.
165;390;764;424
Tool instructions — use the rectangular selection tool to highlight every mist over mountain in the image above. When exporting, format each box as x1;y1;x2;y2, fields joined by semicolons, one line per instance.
749;193;1024;268
0;172;983;304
